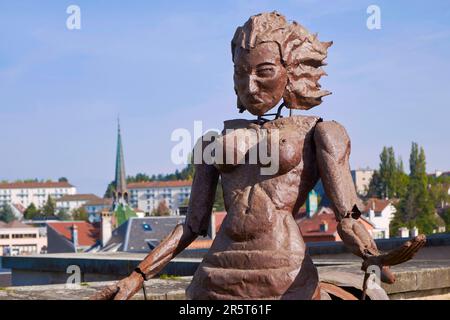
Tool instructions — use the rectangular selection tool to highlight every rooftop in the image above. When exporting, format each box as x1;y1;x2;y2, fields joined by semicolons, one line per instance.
127;180;192;189
297;207;374;239
0;181;74;190
0;220;36;229
56;194;101;202
47;221;99;247
84;198;113;206
364;198;392;212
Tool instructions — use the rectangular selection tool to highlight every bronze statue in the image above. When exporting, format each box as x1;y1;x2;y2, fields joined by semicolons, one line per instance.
91;12;425;300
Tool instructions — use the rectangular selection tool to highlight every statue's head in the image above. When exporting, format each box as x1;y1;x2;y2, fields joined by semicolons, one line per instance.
232;12;332;116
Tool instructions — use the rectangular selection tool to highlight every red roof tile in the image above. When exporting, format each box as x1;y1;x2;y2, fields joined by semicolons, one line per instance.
364;198;391;212
213;211;227;233
127;180;192;189
0;181;74;189
47;222;99;247
297;207;374;242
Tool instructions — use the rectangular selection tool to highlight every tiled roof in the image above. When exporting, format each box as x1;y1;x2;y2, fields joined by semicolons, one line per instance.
364;198;391;212
124;216;185;252
56;194;101;202
47;221;100;247
0;220;34;229
0;181;74;189
297;207;374;240
213;211;227;233
127;180;192;189
298;207;338;237
84;198;113;206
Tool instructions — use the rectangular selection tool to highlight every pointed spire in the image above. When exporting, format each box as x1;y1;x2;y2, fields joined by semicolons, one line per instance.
114;117;128;207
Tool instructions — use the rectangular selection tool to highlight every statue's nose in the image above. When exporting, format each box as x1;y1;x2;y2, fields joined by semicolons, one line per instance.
247;75;258;95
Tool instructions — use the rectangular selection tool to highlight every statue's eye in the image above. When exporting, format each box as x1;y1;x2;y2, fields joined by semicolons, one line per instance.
257;67;275;77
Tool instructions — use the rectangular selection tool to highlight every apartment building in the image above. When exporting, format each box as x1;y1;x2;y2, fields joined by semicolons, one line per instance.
0;220;47;256
128;180;192;215
0;181;76;209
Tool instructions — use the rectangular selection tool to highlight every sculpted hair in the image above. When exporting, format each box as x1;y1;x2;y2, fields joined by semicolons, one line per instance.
231;11;332;111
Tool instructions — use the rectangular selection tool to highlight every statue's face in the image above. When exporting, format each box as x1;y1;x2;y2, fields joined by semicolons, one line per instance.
233;42;288;116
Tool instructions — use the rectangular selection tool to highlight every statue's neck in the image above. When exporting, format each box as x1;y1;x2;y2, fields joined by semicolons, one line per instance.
255;101;292;124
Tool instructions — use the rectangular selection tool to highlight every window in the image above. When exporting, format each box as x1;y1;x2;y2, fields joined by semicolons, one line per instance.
142;223;152;231
12;233;37;239
0;234;10;239
375;211;382;217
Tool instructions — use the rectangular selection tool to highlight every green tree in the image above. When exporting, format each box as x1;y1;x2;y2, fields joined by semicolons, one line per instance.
72;207;89;221
428;175;450;209
392;143;437;235
104;181;115;198
58;177;68;182
152;200;170;216
24;203;39;220
56;209;71;221
367;147;409;199
0;203;17;223
441;207;450;232
213;182;225;211
42;195;56;217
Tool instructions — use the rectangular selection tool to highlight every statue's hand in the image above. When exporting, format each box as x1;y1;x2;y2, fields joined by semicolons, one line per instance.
89;272;144;300
337;218;426;284
336;217;394;284
337;217;379;258
362;234;426;270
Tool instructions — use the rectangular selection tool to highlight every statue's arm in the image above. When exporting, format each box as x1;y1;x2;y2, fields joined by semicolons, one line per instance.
313;120;426;284
91;144;220;300
313;120;379;258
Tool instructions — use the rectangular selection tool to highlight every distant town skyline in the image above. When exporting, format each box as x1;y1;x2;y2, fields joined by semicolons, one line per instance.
1;1;449;195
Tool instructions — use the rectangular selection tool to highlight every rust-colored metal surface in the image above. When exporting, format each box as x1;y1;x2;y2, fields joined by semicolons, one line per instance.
319;282;359;301
90;12;425;301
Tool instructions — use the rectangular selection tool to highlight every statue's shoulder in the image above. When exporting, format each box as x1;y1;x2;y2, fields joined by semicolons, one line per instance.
314;119;351;153
223;118;256;131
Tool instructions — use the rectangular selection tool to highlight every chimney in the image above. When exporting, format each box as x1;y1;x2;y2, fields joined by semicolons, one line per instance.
70;224;78;252
208;211;217;240
101;209;113;247
306;190;318;218
398;227;409;238
410;226;419;237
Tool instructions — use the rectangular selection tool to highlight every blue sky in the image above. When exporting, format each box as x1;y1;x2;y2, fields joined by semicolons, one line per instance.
0;0;449;195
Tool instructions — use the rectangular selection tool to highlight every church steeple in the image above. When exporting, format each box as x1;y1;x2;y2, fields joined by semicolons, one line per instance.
113;118;128;207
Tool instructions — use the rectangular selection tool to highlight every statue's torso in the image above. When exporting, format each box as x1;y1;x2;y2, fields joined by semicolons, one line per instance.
187;115;322;299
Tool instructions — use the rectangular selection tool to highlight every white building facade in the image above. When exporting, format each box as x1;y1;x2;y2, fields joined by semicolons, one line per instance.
0;181;77;209
0;221;47;256
55;194;102;214
351;169;374;196
362;198;396;239
85;198;113;223
128;180;192;215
